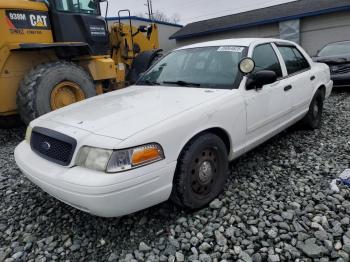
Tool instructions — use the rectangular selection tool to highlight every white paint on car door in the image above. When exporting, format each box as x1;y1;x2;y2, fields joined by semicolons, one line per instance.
275;44;314;115
243;43;293;148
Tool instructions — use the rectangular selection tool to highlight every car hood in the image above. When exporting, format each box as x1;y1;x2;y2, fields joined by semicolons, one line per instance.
313;54;350;64
40;86;229;140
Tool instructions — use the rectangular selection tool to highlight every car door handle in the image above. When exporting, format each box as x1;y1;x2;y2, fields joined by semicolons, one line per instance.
284;85;292;91
310;76;316;81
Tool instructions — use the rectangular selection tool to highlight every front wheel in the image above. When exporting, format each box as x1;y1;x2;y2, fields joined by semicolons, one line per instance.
301;90;324;129
17;61;96;125
171;133;229;209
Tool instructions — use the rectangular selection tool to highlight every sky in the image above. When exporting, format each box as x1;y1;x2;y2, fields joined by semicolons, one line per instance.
101;0;297;25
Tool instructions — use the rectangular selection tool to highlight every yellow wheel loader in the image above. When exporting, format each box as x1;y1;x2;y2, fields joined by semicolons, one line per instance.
0;0;161;128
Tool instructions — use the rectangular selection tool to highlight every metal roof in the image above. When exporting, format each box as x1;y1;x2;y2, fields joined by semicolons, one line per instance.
170;0;350;40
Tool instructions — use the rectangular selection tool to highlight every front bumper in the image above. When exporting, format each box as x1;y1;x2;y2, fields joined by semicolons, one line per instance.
325;80;333;98
15;141;176;217
331;72;350;87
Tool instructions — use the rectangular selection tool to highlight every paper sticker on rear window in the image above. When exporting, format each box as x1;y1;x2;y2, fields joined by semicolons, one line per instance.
217;46;244;52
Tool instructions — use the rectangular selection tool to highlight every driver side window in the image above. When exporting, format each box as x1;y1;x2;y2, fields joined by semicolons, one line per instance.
252;44;282;77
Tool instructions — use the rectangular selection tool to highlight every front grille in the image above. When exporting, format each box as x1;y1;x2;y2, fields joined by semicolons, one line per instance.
336;67;350;74
30;127;77;166
331;65;350;74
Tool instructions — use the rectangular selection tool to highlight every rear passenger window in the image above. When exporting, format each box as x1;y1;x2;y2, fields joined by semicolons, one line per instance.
278;46;310;75
252;44;283;77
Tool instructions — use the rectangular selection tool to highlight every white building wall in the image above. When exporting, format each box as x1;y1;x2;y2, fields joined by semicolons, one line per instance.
175;10;350;57
300;11;350;56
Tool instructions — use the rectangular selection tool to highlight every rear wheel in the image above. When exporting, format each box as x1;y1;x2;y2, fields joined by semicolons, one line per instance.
171;133;229;209
17;61;96;125
301;90;324;129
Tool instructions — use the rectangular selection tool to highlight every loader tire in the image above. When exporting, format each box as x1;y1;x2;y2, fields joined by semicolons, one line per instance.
17;61;96;125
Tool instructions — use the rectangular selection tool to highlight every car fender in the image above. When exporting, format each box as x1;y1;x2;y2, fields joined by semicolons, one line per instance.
116;90;246;164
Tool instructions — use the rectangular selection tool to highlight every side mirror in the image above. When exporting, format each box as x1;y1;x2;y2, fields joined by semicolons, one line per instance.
246;70;277;90
239;57;255;74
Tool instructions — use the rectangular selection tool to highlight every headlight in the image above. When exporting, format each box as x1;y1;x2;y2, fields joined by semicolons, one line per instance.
76;147;113;172
76;143;164;173
25;126;33;143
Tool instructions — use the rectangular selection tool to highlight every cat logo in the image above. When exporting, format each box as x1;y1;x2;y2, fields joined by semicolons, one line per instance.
29;14;48;28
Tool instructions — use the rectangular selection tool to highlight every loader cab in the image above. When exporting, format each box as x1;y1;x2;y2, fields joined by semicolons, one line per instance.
48;0;109;55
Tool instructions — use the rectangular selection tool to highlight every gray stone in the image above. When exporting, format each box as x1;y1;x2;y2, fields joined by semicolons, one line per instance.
164;243;177;256
176;217;187;224
70;244;80;251
267;228;278;239
190;237;199;246
343;244;350;254
139;242;152;252
209;199;222;209
239;251;252;262
278;222;290;231
11;252;22;260
268;254;280;262
338;250;349;261
199;254;212;262
214;230;227;246
324;240;333;251
272;215;283;222
199;242;211;252
252;253;262;262
225;227;235;238
299;242;326;258
108;253;118;262
281;211;294;221
335;241;343;251
315;231;329;241
175;252;184;262
343;235;350;246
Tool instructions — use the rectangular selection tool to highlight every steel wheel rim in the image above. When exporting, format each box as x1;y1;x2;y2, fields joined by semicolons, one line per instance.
190;148;218;196
50;81;86;110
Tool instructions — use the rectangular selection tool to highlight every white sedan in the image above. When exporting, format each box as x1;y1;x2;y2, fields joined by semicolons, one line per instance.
15;38;333;217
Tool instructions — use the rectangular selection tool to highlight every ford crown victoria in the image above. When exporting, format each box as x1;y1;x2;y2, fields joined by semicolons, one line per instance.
15;38;333;217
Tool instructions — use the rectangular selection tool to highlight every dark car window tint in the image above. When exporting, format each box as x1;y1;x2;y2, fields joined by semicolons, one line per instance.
252;44;282;77
278;46;310;75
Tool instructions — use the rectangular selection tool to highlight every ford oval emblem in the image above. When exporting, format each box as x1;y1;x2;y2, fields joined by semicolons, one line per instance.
41;141;51;151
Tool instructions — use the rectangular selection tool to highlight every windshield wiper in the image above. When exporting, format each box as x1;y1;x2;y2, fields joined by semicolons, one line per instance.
139;79;160;86
163;80;201;87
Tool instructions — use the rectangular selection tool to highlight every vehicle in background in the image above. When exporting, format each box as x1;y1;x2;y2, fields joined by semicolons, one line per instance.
313;41;350;87
15;38;332;217
0;0;161;128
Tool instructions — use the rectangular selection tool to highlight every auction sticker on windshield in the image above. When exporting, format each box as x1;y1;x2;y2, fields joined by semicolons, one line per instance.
217;46;244;52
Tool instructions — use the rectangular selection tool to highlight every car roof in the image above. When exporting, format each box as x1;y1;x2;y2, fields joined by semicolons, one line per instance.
175;38;295;50
325;40;350;46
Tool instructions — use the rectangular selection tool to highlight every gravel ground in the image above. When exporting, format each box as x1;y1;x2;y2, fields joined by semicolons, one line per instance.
0;90;349;262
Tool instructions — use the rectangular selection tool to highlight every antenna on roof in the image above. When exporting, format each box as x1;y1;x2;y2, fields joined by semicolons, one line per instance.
145;0;154;20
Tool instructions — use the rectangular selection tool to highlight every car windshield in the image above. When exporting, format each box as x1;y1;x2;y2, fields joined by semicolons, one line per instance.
318;42;350;57
137;46;246;89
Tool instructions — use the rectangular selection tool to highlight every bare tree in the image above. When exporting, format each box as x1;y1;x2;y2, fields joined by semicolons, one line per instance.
135;10;181;24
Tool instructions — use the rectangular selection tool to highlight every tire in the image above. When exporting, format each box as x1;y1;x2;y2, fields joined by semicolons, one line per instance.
0;115;23;129
301;90;324;129
17;61;96;125
171;133;229;209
